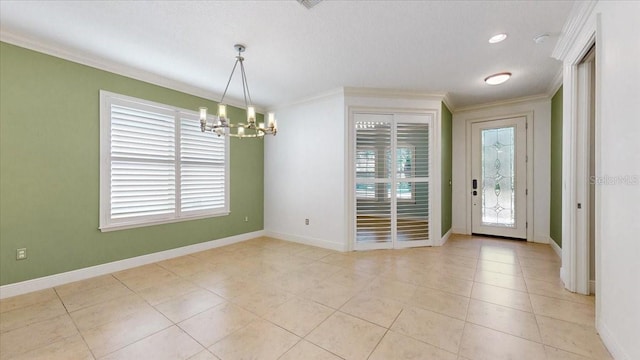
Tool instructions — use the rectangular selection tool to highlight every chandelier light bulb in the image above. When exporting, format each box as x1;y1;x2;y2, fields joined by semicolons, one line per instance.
247;106;256;124
218;104;227;119
268;112;275;127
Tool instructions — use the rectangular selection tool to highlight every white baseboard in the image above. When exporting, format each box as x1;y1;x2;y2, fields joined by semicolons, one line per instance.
533;235;550;244
549;237;562;259
598;320;631;360
264;231;346;252
451;227;468;235
0;230;264;300
560;266;568;287
440;229;452;246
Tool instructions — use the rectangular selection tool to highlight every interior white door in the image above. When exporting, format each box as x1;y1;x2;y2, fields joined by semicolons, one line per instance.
353;113;432;250
471;117;527;239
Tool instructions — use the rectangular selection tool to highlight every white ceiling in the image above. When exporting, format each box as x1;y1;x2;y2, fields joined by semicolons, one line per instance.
0;0;574;110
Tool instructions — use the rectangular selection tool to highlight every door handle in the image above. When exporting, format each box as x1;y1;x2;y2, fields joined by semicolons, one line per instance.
473;190;478;196
472;179;478;189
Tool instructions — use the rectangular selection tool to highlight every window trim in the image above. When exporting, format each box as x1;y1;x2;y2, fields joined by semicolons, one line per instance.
99;90;229;232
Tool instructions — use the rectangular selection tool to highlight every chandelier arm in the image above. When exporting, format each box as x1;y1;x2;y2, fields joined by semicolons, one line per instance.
239;59;249;109
219;59;240;105
239;59;253;106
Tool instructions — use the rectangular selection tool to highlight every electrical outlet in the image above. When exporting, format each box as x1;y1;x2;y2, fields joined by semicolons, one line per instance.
16;248;27;260
305;218;309;225
244;216;249;222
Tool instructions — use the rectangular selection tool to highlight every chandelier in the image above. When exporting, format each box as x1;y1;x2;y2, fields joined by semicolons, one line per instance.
199;44;277;138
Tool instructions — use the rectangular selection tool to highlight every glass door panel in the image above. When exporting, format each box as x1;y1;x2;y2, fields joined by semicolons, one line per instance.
395;122;430;247
396;181;429;243
355;114;392;248
481;127;516;227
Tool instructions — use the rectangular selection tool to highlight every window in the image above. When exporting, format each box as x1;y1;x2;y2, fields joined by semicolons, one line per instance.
99;91;229;231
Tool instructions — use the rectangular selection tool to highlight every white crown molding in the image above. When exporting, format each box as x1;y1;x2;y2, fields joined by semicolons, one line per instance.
547;68;564;96
269;87;345;112
343;87;446;102
273;87;449;113
442;93;456;112
454;93;550;114
0;30;265;113
551;1;598;61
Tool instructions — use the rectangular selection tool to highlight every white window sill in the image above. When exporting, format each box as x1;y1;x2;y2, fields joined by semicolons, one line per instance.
99;211;230;232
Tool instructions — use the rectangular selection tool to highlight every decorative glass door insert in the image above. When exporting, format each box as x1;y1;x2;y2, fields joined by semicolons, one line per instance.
481;126;515;227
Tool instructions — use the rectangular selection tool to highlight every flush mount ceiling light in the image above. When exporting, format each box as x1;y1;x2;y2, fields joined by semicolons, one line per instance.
297;0;323;9
484;72;512;85
199;44;277;138
533;33;550;44
488;33;508;44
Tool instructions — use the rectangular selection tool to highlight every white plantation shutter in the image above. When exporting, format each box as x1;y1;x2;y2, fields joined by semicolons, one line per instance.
353;112;432;250
110;103;176;220
180;114;226;213
355;114;393;245
395;123;430;243
100;91;229;231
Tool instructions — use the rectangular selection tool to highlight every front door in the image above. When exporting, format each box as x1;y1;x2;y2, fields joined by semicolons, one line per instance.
471;117;527;239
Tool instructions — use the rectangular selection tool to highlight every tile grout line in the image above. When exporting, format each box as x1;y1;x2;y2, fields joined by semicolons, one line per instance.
53;286;98;360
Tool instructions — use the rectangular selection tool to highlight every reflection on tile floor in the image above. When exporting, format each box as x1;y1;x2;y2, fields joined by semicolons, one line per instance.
0;235;611;359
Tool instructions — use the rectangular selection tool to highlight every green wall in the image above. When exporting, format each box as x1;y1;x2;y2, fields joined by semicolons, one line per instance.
441;102;453;236
550;86;563;247
0;42;264;286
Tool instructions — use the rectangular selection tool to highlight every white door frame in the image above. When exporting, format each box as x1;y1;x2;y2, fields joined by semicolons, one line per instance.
346;106;441;251
465;112;534;242
558;28;599;296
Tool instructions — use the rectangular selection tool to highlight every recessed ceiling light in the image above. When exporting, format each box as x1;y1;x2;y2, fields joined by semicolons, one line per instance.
489;33;508;44
484;72;512;85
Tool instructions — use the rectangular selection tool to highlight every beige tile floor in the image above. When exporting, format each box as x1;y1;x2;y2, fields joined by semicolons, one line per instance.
0;235;612;360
